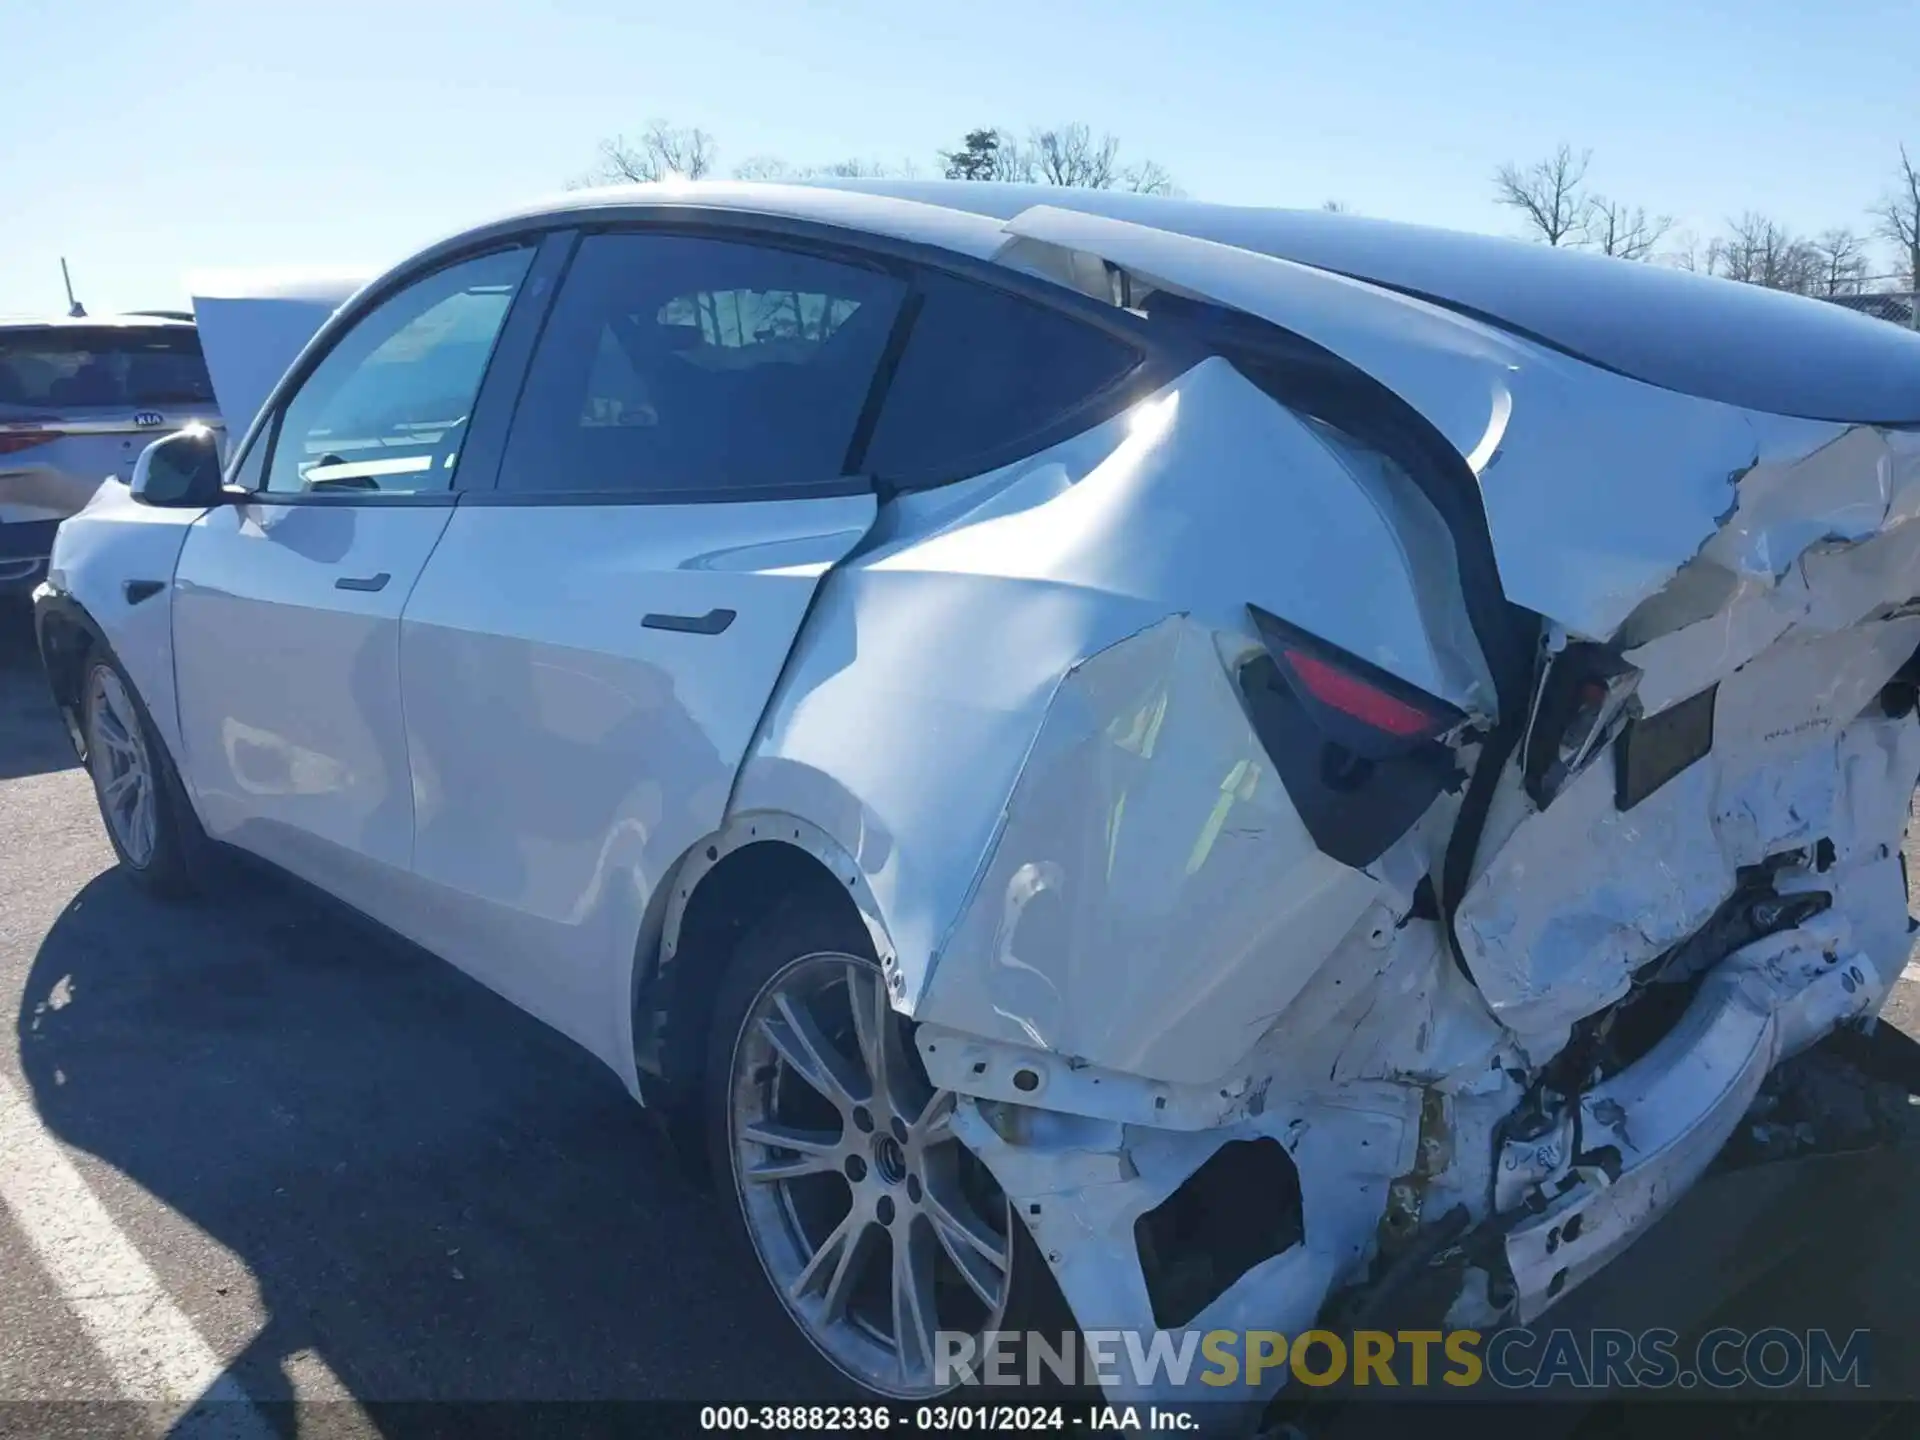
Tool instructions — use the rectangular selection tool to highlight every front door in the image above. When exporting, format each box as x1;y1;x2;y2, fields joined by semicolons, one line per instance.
170;246;535;918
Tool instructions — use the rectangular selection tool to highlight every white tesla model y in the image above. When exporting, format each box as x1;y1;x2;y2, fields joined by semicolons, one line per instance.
33;180;1920;1409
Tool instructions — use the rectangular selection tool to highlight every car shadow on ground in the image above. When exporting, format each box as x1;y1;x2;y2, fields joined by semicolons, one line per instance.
0;600;77;782
15;864;828;1419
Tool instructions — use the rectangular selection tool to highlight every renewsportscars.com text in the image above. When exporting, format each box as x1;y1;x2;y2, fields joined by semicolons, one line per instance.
935;1327;1872;1391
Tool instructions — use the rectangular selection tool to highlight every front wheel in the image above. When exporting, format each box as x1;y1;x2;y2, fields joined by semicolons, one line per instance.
706;898;1057;1398
81;650;202;897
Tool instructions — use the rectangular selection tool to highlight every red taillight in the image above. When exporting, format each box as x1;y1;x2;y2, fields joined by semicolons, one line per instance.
1278;646;1447;739
0;430;61;457
1248;604;1466;757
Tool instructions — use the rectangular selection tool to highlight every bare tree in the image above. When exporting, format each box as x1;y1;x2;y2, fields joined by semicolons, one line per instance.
1587;195;1672;261
732;155;915;182
1873;144;1920;288
1662;229;1703;272
1032;124;1121;189
1709;212;1819;293
1121;159;1178;196
1493;144;1593;246
1809;228;1872;295
809;157;917;179
1321;199;1350;213
586;120;717;184
731;155;791;181
990;135;1037;182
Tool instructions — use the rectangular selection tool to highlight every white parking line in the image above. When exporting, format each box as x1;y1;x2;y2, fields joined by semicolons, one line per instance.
0;1069;275;1439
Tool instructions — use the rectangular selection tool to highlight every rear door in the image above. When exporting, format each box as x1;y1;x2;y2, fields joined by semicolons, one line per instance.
395;229;904;1062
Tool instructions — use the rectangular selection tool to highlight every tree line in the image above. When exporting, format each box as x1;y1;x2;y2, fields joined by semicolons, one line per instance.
580;122;1920;294
582;120;1177;195
1493;142;1920;294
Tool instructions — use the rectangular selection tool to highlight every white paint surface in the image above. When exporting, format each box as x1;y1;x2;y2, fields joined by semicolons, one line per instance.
0;1069;272;1436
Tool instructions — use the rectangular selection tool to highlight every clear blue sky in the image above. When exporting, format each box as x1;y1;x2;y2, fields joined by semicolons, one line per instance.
6;0;1914;315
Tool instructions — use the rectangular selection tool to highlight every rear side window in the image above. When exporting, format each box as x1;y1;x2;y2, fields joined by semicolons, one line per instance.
0;327;213;410
861;271;1141;485
497;233;906;498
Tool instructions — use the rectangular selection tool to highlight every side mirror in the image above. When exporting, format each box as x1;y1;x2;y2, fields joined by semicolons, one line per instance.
131;425;227;508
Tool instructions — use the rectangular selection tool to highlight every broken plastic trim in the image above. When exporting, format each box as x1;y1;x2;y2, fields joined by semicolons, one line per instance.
1241;605;1468;868
1522;641;1639;808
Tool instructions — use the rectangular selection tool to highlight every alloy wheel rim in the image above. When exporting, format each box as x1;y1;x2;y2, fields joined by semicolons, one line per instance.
730;952;1014;1397
87;667;156;869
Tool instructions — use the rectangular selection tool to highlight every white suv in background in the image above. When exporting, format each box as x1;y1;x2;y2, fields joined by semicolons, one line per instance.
30;180;1920;1413
0;316;220;593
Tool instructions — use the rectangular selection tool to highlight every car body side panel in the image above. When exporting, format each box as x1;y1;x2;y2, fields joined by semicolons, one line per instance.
733;360;1483;1081
171;502;454;916
395;496;875;1078
41;480;205;762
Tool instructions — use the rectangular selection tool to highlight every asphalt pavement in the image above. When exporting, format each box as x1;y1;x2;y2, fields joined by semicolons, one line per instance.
3;597;1920;1438
0;601;828;1436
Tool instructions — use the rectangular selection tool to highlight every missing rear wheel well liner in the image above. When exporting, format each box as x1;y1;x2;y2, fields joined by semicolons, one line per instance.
1134;1137;1304;1329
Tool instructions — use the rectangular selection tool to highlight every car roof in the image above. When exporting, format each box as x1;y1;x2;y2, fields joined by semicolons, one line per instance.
460;179;1920;425
0;313;197;331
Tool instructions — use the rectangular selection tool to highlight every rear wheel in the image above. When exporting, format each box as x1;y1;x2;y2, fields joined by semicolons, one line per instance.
81;650;201;897
706;898;1051;1398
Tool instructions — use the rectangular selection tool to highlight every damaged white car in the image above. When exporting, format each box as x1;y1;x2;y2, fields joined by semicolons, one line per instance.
32;181;1920;1411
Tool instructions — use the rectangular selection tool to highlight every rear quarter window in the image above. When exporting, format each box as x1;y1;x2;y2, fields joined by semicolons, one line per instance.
861;270;1142;487
0;327;214;410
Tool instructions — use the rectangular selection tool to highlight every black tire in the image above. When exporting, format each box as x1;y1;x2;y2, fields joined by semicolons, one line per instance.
78;643;206;899
703;892;1076;1399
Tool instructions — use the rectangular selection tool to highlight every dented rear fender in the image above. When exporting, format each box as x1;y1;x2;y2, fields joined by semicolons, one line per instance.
731;361;1494;1082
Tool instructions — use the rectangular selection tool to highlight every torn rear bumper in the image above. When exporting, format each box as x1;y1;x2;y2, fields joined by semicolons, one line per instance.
1498;928;1885;1323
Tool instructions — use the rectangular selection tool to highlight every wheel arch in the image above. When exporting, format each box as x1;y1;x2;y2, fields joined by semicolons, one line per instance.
33;589;110;761
637;811;902;1109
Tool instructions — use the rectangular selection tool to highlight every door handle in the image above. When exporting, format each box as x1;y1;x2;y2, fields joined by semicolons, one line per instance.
334;572;391;593
642;607;736;635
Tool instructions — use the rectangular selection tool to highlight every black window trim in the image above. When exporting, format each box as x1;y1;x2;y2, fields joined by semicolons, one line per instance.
224;236;557;510
393;207;1191;509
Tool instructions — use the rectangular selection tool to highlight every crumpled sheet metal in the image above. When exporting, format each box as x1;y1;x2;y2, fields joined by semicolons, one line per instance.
916;614;1382;1085
738;359;1489;1022
1457;625;1920;1059
915;880;1519;1131
1621;426;1920;712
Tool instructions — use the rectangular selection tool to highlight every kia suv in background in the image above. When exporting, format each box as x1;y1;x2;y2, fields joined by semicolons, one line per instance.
0;316;220;594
